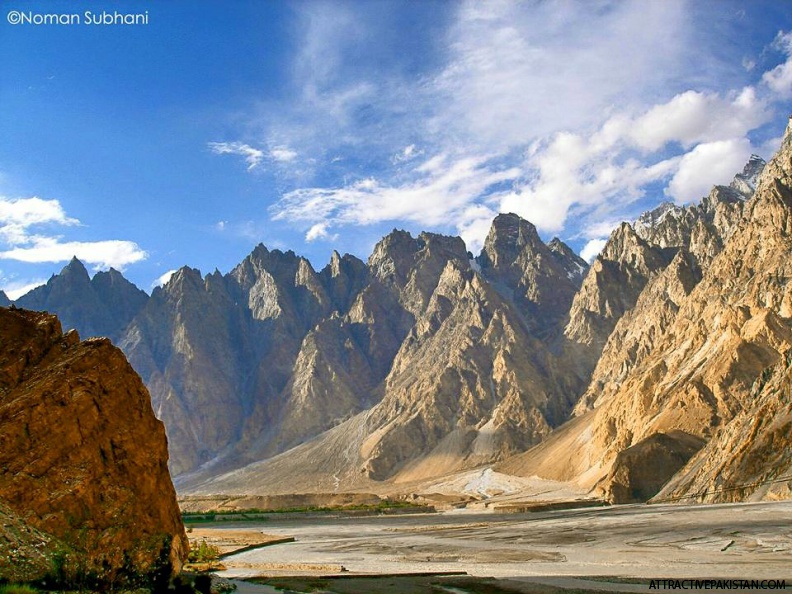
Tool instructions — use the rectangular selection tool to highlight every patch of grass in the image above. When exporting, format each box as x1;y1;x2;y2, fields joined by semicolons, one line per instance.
0;585;41;594
182;500;429;523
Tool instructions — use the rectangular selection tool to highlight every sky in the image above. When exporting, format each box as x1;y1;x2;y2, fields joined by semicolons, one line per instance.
1;0;792;298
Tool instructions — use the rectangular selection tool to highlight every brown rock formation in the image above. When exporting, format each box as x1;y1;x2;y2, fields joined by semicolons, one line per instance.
0;307;187;577
500;121;792;502
602;431;704;503
0;501;62;583
655;352;792;503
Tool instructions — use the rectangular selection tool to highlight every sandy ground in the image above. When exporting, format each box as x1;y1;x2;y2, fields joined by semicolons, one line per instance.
205;500;792;592
187;527;291;556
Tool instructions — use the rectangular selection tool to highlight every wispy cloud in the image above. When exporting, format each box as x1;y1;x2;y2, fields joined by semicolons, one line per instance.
208;140;300;171
305;222;337;243
208;141;265;171
0;238;146;269
431;0;694;150
272;153;520;251
580;239;608;263
0;196;147;270
223;1;792;259
269;146;298;163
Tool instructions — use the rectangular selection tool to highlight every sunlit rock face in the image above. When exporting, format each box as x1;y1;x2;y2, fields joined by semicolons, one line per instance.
0;307;187;577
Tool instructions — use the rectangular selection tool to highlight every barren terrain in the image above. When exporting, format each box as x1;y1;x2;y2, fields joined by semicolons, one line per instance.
206;501;792;593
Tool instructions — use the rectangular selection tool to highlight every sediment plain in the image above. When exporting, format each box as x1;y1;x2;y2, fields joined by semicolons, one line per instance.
205;500;792;593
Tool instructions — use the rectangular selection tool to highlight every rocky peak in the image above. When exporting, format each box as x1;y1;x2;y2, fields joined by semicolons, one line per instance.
635;202;682;231
15;258;148;342
327;250;344;277
601;223;671;272
368;229;423;286
61;255;91;283
730;154;766;197
0;291;9;307
478;212;543;270
477;213;582;334
319;251;368;313
164;266;204;293
548;237;588;282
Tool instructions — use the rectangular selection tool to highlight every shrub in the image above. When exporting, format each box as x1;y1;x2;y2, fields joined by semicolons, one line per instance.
187;541;220;564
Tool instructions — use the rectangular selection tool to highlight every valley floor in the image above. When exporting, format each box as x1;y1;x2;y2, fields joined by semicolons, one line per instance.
209;500;792;593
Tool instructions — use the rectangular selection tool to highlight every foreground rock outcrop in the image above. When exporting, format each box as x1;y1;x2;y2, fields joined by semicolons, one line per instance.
0;307;187;581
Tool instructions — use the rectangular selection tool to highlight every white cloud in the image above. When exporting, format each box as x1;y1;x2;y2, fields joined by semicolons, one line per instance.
499;126;680;233
226;4;792;257
151;269;177;290
0;195;147;271
305;222;338;242
628;88;767;151
0;196;78;244
457;204;497;255
272;154;520;237
208;141;265;170
666;138;753;204
392;144;423;164
269;146;298;162
763;31;792;98
3;278;46;300
0;238;147;270
580;239;607;263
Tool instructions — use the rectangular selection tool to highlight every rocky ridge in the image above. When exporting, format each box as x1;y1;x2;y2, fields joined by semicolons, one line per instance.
13;126;792;506
500;127;792;503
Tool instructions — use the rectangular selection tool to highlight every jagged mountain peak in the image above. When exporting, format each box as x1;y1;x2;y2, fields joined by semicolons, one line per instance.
60;256;90;282
322;250;366;278
601;222;650;260
166;265;204;288
328;249;343;273
479;212;543;269
548;237;588;281
368;229;420;275
368;228;468;293
730;154;766;197
635;202;681;230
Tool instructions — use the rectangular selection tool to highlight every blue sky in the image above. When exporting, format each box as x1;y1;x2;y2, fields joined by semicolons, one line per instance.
1;0;792;297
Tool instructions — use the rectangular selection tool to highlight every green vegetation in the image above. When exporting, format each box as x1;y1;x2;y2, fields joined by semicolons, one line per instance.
187;541;221;564
0;585;41;594
182;500;428;523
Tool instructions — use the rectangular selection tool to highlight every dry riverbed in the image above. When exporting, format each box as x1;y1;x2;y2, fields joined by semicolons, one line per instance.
200;500;792;593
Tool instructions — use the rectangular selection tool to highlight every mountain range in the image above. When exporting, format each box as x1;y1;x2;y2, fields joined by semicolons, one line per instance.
12;121;792;505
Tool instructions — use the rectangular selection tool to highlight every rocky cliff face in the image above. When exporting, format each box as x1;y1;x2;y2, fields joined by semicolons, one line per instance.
500;124;791;503
0;307;187;577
